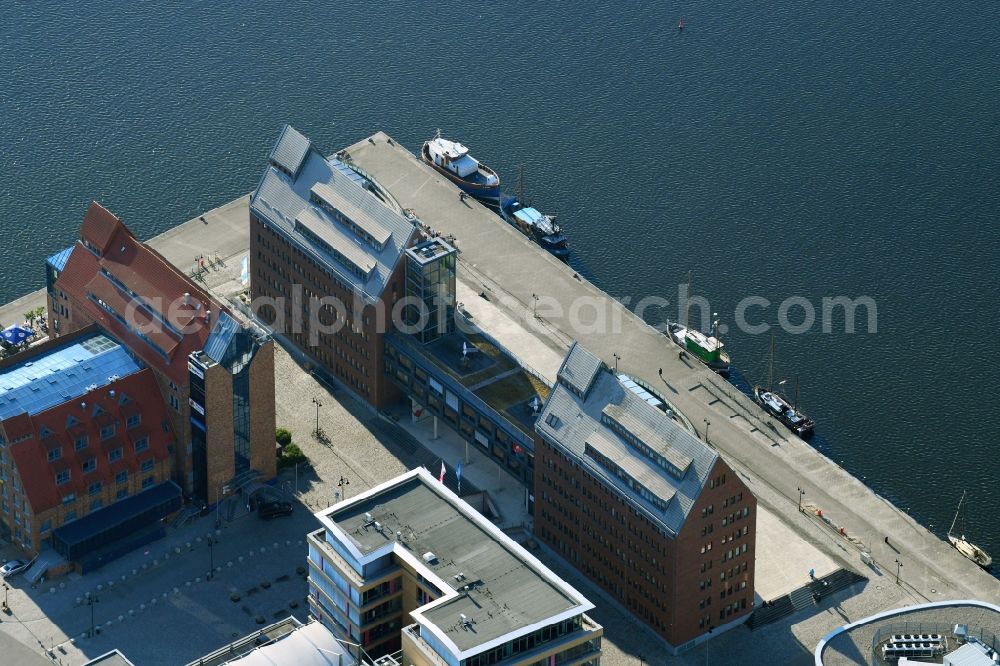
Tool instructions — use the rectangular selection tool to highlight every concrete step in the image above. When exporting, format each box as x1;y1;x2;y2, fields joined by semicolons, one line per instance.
788;585;816;611
748;595;795;630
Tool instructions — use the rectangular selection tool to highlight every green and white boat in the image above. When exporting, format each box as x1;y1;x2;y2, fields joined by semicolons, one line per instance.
668;320;731;376
667;271;731;376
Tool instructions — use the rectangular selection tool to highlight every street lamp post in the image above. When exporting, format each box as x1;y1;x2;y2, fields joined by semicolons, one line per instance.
2;582;9;612
797;487;806;512
703;418;711;444
312;397;323;437
613;352;621;374
87;593;99;638
207;536;216;580
338;476;350;501
894;558;903;585
532;293;539;317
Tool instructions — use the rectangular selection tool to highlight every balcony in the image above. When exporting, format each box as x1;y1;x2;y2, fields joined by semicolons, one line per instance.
401;624;451;666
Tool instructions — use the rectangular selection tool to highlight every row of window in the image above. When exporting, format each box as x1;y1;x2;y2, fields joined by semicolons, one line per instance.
49;434;147;463
56;457;155;486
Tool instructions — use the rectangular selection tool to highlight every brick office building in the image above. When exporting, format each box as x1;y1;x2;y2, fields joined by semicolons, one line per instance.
45;202;275;502
250;125;418;409
534;343;757;652
0;328;178;563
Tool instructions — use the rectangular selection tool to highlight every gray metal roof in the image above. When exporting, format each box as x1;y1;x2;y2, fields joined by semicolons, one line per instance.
555;342;603;397
294;208;376;277
251;126;416;303
268;125;311;177
326;472;590;655
537;344;718;535
310;182;392;248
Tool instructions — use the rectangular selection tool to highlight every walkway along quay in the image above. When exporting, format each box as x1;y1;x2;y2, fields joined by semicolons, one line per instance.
342;132;1000;605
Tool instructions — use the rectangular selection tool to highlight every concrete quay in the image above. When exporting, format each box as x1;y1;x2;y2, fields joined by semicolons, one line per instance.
343;134;1000;607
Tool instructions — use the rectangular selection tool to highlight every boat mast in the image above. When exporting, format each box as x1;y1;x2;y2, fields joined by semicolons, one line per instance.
948;490;966;537
517;164;526;206
794;376;800;410
767;335;775;391
684;270;693;329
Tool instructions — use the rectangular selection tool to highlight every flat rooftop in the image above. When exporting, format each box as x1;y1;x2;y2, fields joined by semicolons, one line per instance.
390;330;549;437
0;332;140;420
320;470;591;654
819;602;1000;665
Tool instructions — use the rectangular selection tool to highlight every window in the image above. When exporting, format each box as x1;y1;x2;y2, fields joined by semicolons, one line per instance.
115;470;128;485
40;520;51;533
56;469;70;485
100;424;116;440
62;493;76;505
141;459;154;472
126;414;141;429
65;510;77;522
75;435;88;451
91;498;103;511
47;447;62;462
88;481;102;496
133;437;148;453
109;448;123;463
142;476;154;489
82;457;97;473
116;488;128;501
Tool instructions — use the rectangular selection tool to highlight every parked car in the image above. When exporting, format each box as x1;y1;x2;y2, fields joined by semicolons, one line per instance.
259;498;293;519
1;559;29;578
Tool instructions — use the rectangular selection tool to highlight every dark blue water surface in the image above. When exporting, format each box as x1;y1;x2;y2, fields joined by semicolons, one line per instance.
3;2;999;552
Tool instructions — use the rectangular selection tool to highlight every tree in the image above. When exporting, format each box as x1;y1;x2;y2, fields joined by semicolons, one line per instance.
275;427;292;447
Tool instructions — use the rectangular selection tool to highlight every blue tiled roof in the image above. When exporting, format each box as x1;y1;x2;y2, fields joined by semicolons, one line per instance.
202;312;241;365
0;333;141;420
47;245;75;272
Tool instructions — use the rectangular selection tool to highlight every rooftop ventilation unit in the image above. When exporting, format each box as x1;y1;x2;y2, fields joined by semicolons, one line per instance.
364;512;373;522
422;551;437;564
373;521;382;532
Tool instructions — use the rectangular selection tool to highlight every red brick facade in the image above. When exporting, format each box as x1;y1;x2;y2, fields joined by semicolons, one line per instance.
534;436;756;650
250;212;403;409
0;364;173;556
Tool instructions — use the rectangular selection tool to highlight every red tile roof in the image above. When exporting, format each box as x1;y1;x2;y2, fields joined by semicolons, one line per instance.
5;368;173;515
56;202;229;385
80;202;123;255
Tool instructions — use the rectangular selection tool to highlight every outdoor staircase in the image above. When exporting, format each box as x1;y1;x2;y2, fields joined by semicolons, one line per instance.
748;568;867;630
24;549;64;583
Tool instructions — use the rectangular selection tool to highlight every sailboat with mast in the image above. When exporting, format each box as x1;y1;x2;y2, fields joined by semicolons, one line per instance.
500;165;570;259
947;491;992;569
753;335;815;437
666;271;731;376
